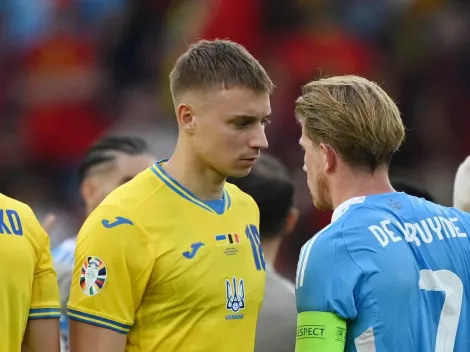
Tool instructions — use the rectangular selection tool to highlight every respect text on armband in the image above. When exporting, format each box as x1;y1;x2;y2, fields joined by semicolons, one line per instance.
297;324;346;343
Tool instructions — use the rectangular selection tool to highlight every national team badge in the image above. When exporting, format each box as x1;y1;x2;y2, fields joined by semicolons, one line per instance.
80;256;107;296
225;277;245;313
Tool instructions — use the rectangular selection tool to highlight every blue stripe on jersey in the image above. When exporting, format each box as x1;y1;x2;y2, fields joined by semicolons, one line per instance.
67;308;132;334
150;160;232;215
29;308;61;319
29;308;61;314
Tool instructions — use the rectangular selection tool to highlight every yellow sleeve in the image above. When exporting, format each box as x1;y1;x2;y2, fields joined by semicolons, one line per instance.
67;205;154;334
29;214;61;320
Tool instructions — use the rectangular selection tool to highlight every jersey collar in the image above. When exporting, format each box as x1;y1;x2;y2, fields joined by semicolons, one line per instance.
331;196;366;223
150;159;231;215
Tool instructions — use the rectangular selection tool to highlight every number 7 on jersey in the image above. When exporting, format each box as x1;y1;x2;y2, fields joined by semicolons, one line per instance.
419;269;464;352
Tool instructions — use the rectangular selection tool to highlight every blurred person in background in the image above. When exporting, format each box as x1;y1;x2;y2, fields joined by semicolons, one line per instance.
0;193;61;352
453;155;470;213
295;75;470;351
228;153;298;352
67;39;273;352
392;180;435;202
51;136;155;351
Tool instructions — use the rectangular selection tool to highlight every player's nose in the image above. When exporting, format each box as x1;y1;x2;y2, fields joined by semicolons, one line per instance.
249;127;268;150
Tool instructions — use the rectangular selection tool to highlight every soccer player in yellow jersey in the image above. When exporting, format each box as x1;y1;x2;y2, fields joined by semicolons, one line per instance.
0;193;61;352
68;39;274;352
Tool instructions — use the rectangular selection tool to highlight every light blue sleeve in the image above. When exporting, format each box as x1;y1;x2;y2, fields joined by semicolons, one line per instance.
52;238;76;265
51;238;76;347
295;227;362;320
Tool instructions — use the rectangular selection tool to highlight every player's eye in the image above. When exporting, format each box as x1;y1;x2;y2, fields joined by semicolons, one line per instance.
261;117;271;126
234;120;251;128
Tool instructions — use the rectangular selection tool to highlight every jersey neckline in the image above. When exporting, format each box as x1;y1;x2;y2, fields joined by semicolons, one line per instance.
150;160;232;215
331;196;367;223
331;192;406;223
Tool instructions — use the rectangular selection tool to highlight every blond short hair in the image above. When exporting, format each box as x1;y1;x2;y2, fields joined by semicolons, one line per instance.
453;156;470;212
170;39;274;102
295;75;405;171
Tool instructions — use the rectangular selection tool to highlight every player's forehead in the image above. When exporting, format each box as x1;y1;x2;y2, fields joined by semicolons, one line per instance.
212;86;271;118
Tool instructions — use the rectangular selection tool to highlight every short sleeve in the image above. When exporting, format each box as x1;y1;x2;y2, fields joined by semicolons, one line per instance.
67;206;154;334
29;216;61;319
295;227;361;320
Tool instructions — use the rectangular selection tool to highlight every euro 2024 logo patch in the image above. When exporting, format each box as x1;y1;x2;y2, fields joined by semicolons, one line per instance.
80;256;107;296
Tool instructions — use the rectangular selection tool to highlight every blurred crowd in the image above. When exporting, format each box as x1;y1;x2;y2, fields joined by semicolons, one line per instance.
1;0;470;280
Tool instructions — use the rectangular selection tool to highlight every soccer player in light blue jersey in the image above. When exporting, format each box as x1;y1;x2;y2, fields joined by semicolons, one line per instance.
294;75;470;352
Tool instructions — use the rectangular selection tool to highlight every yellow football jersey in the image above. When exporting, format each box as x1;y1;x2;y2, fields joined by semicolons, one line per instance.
0;194;61;352
68;162;266;351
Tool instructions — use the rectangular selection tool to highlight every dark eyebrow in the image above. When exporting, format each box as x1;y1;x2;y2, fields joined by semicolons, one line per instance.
230;113;271;121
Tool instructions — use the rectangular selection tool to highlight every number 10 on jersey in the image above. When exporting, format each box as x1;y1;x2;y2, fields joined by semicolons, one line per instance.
246;225;265;271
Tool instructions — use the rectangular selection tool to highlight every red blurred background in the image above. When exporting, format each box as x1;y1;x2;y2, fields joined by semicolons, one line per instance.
1;0;469;280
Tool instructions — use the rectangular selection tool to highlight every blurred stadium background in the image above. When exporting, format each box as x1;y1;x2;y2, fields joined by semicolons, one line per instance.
1;0;469;281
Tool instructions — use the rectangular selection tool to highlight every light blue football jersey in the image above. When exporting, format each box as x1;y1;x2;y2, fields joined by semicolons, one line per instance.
52;237;76;266
296;192;470;351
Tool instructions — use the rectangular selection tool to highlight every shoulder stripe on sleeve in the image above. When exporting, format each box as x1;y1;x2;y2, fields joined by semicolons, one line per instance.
67;308;132;334
296;224;331;289
295;242;308;288
29;308;61;319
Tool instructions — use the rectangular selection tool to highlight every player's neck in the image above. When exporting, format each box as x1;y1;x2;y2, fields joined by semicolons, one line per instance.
163;148;226;201
331;167;394;210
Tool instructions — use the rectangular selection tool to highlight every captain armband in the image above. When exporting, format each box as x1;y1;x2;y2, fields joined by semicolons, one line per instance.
295;311;346;352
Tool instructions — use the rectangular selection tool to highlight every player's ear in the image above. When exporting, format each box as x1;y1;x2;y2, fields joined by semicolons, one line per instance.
283;207;299;236
176;103;196;134
320;143;336;173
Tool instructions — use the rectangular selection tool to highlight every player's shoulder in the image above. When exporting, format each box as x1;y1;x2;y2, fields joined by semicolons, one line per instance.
225;182;258;210
0;193;48;247
423;198;470;221
100;166;164;213
339;192;470;224
311;195;392;250
301;221;344;259
0;193;35;217
296;221;356;297
80;166;166;241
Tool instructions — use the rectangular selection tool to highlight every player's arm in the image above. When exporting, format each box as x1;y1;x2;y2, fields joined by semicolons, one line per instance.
22;319;60;352
294;229;361;352
22;214;61;352
67;206;154;352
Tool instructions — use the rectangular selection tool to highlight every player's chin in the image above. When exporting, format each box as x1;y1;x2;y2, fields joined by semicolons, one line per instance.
227;167;252;178
225;164;254;178
313;199;328;211
311;191;327;211
313;195;333;211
